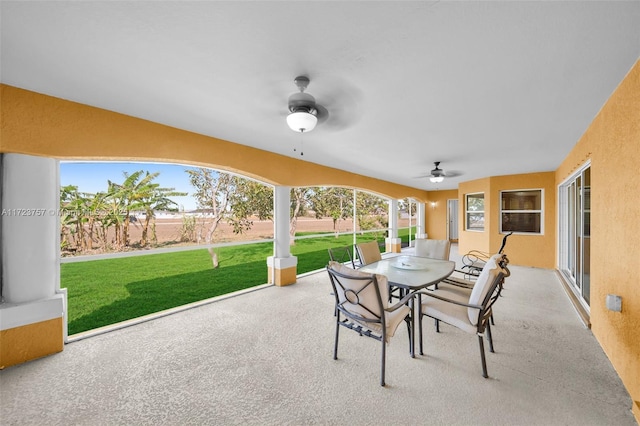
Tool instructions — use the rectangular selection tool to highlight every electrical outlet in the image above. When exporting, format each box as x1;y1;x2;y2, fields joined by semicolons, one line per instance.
606;294;622;312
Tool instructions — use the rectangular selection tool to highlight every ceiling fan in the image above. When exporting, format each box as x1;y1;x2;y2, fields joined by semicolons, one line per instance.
286;76;326;133
284;75;363;135
417;161;460;183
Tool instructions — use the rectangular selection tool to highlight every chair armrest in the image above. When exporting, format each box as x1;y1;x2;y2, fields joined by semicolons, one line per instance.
442;276;475;289
418;290;483;310
465;250;490;260
385;292;414;312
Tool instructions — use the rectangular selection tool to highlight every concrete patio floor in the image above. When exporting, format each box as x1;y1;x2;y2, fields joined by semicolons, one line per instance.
0;246;635;425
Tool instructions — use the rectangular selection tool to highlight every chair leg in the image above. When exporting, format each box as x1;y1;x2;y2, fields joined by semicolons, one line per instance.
409;296;415;358
333;314;340;360
381;336;386;386
406;317;412;354
478;334;488;378
418;294;424;355
486;321;494;353
435;318;440;333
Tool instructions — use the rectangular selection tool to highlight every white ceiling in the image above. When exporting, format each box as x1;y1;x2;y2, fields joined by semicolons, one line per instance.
2;1;639;191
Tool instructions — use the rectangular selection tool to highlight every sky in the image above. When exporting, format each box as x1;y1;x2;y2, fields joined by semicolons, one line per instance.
60;161;201;211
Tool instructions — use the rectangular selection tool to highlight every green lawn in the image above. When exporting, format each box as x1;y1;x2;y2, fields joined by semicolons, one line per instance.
62;228;415;335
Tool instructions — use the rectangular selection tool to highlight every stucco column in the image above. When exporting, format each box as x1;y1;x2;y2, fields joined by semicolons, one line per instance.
0;153;66;368
416;202;427;239
266;186;297;286
386;198;401;253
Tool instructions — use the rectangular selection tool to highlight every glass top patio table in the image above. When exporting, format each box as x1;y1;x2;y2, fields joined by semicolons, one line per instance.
359;255;455;291
359;255;455;358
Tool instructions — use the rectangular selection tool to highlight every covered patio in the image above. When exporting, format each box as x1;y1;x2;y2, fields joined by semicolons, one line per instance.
1;246;634;425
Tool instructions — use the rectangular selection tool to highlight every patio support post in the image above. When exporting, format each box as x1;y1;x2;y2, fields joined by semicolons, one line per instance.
385;199;401;253
267;185;297;286
416;202;427;239
0;153;66;368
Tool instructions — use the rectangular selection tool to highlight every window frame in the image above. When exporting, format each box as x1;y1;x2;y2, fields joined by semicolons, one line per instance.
500;188;544;235
465;192;485;232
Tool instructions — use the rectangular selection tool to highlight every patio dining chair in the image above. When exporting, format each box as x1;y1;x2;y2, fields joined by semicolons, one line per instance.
414;238;451;260
356;239;408;301
354;240;382;267
417;254;510;378
459;232;513;280
327;245;356;268
327;261;414;386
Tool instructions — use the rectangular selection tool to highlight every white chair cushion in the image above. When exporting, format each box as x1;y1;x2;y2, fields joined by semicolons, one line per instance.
356;241;382;265
330;261;389;304
420;293;476;334
329;262;408;341
467;255;501;325
356;304;411;341
414;239;450;260
432;284;471;300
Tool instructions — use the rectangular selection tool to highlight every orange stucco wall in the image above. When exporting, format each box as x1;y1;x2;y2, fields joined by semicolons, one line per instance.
557;60;640;419
424;189;457;240
456;173;555;268
0;318;64;368
491;172;556;268
457;177;492;256
0;84;428;202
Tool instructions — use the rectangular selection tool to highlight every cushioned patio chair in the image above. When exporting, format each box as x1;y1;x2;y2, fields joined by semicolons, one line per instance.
327;245;356;268
327;261;414;386
460;232;513;280
414;238;451;260
355;240;382;267
417;254;510;378
355;240;404;301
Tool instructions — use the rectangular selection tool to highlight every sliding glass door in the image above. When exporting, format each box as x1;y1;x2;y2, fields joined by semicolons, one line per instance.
559;164;591;307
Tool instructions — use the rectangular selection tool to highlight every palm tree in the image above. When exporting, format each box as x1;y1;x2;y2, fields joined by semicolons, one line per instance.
86;191;110;250
106;181;126;247
60;185;79;251
109;171;159;247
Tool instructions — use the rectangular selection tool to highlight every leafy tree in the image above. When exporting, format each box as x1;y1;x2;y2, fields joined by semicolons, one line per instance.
227;178;273;233
61;166;193;253
60;185;81;251
186;168;273;267
356;191;389;242
139;185;187;247
399;197;417;217
310;187;353;232
108;171;160;247
105;181;126;247
84;191;110;250
289;187;312;243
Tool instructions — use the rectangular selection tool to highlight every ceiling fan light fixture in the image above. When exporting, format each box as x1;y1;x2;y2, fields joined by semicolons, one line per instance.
287;76;320;133
429;176;444;183
287;110;317;133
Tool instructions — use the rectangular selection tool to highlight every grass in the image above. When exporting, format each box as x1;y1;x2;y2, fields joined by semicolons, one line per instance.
61;228;415;335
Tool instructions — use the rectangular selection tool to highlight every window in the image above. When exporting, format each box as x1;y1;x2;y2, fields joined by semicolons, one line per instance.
465;193;484;231
500;189;543;234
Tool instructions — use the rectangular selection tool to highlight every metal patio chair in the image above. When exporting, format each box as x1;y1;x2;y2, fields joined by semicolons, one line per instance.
327;261;414;386
354;240;382;267
327;245;356;269
459;232;513;280
417;254;510;378
414;238;451;260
